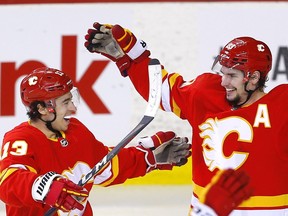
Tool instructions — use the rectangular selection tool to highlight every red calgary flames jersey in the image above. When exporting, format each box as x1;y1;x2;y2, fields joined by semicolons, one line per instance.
129;58;288;215
0;118;149;216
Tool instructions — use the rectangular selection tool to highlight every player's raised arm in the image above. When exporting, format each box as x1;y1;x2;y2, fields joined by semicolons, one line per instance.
84;22;193;119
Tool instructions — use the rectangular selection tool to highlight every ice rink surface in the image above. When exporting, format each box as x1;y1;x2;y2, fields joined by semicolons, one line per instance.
0;185;192;216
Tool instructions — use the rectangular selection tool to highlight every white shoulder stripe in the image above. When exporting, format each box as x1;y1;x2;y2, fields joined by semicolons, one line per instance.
161;78;172;112
9;164;27;170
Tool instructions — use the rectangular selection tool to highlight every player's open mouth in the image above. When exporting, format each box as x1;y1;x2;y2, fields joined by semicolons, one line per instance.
64;116;72;121
225;88;237;99
226;88;236;92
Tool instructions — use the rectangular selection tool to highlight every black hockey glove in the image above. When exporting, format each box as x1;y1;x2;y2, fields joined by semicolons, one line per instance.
136;131;191;172
84;22;150;77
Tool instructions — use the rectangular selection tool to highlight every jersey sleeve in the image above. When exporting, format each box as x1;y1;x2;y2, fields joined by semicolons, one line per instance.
128;58;227;121
96;146;150;186
0;128;43;208
128;58;193;119
69;119;150;187
90;141;152;187
0;169;40;207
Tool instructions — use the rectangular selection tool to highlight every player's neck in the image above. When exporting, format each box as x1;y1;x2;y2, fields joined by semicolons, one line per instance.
243;90;266;107
30;120;57;139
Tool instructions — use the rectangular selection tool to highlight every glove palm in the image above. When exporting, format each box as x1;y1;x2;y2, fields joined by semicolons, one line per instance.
138;131;191;171
85;22;150;76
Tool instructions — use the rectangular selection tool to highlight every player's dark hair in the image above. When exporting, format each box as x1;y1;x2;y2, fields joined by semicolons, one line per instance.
27;101;46;120
258;74;268;91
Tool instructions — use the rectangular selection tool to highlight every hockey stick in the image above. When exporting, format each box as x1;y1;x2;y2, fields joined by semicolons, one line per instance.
44;58;162;216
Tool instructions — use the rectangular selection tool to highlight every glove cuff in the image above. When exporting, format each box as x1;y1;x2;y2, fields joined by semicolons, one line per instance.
126;38;150;61
44;180;65;206
136;145;157;172
116;50;150;77
136;145;173;172
116;55;131;77
138;136;155;149
31;171;62;202
115;38;150;77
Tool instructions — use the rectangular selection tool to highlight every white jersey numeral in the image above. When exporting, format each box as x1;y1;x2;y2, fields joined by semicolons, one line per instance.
1;141;28;159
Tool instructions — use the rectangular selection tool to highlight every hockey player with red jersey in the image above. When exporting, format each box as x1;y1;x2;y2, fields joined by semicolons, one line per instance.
0;67;192;216
84;22;288;215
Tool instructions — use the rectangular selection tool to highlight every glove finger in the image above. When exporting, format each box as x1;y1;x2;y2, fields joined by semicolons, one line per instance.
175;150;191;160
85;29;99;42
232;187;252;206
173;137;189;145
63;195;84;211
220;170;252;209
172;142;191;151
86;29;110;45
232;183;253;204
225;171;252;207
171;149;191;164
55;191;69;212
173;147;191;157
63;180;89;197
87;30;105;44
93;22;102;30
87;28;97;36
175;157;188;166
92;22;113;33
218;169;252;205
99;23;113;33
65;188;89;199
66;189;88;198
84;30;100;52
227;171;251;199
84;33;92;41
57;191;78;212
215;169;235;187
222;170;248;193
93;32;105;40
84;42;97;53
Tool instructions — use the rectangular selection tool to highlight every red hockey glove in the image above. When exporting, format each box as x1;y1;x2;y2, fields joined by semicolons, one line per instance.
32;171;88;212
198;169;252;216
84;22;150;77
137;131;191;172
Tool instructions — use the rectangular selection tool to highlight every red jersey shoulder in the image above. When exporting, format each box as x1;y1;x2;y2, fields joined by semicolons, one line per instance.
65;118;97;141
1;122;50;171
264;84;288;103
193;73;223;89
191;73;230;114
3;122;46;144
65;118;107;153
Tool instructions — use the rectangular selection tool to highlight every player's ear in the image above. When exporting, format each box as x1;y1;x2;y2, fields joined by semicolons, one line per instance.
250;71;260;80
37;103;48;115
249;71;261;86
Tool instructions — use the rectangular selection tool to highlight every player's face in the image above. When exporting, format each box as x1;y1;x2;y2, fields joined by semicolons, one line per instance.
220;66;248;106
51;92;77;132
